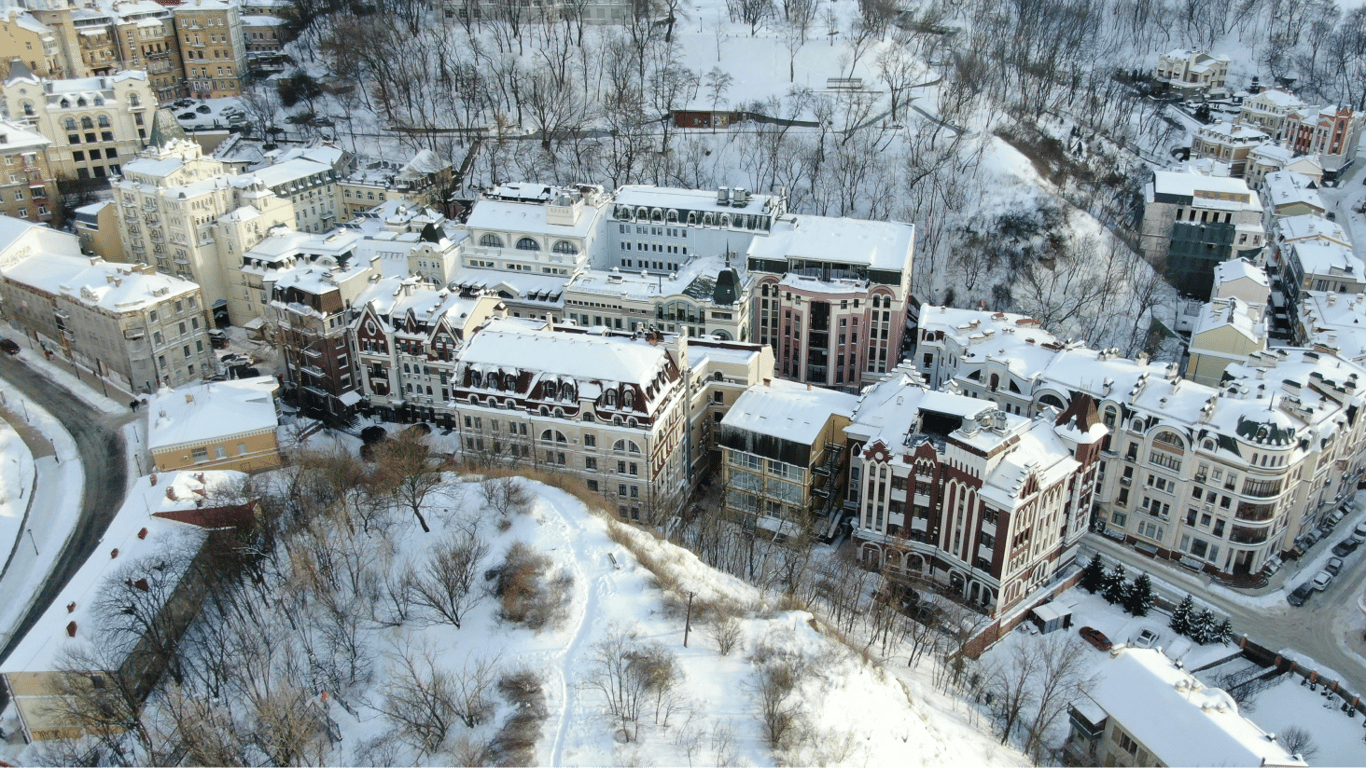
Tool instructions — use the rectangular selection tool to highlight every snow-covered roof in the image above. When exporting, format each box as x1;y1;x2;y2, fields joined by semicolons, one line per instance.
244;227;361;267
1212;258;1269;290
447;266;567;305
1197;121;1268;143
1264;171;1324;211
1288;238;1363;280
459;318;675;397
1245;88;1305;109
1083;648;1306;767
0;119;49;151
0;471;247;674
723;379;857;446
566;253;746;305
1152;171;1259;207
1190;297;1265;343
1297;291;1366;361
241;13;286;24
465;197;600;239
234;157;333;191
614;185;779;217
1275;213;1350;246
919;305;1064;379
2;254;199;312
746;214;914;273
148;377;278;452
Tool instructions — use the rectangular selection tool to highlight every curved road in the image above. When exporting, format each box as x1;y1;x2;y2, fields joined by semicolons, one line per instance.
0;353;130;667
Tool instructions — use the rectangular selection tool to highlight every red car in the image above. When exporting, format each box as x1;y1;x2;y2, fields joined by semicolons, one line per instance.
1079;626;1112;651
0;338;20;355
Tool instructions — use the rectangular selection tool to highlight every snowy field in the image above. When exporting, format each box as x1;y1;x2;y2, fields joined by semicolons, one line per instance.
0;417;34;578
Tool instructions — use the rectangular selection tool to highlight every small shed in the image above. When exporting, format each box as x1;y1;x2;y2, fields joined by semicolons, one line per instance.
1029;602;1072;634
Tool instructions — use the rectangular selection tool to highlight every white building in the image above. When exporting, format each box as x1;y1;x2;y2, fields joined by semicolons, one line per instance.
1153;49;1230;96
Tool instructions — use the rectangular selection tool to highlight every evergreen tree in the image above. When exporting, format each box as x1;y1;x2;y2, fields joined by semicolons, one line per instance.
1215;618;1233;645
1190;609;1217;644
1102;563;1128;605
1080;553;1105;593
1124;573;1155;617
1170;594;1194;635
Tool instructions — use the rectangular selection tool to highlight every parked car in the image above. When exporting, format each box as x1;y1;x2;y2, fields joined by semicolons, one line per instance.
178;112;196;120
173;98;192;108
1326;556;1345;575
1311;570;1334;591
1331;539;1358;557
196;104;212;114
1355;522;1366;538
1133;629;1159;649
1287;583;1314;606
0;338;20;354
1079;626;1112;651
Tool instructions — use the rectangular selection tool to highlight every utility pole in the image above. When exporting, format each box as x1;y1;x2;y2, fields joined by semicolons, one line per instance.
683;591;694;647
26;527;38;556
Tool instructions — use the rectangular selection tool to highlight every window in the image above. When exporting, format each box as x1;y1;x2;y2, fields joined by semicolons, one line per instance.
479;233;504;248
553;240;577;254
585;457;597;470
587;479;599;492
214;445;227;458
191;447;209;463
584;434;596;447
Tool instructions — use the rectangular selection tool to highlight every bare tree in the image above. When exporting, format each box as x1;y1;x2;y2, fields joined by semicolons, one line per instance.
987;641;1037;745
480;476;532;520
584;626;679;742
379;641;464;755
747;655;805;751
1278;725;1318;762
372;431;447;533
1024;634;1093;762
406;528;490;628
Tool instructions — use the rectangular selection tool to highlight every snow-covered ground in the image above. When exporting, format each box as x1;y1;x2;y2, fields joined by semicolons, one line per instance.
1219;670;1366;765
0;380;84;658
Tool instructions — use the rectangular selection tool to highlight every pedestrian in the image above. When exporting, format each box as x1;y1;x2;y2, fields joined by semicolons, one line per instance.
130;400;139;412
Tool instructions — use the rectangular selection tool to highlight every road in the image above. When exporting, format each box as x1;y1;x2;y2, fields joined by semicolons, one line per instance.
1086;533;1366;690
0;353;132;666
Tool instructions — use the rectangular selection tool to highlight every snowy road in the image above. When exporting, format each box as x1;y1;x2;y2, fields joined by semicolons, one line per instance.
0;351;133;673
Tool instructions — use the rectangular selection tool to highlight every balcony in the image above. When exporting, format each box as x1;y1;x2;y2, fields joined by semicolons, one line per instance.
53;309;70;321
123;328;145;340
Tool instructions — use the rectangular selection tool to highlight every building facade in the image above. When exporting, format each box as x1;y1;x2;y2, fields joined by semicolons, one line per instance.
1140;170;1264;298
0;119;58;225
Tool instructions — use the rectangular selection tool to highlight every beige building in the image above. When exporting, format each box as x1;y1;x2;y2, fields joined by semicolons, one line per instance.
1184;297;1267;386
113;134;295;323
1244;142;1322;190
110;2;186;103
681;337;775;483
148;376;281;472
1065;648;1306;767
1190;121;1269;177
1140;170;1265;298
0;10;60;79
0;119;58;225
338;150;453;219
0;218;216;391
72;199;120;260
171;0;246;99
1;63;155;181
1153;49;1230;96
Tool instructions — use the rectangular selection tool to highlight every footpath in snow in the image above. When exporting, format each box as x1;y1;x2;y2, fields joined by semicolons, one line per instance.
0;410;35;583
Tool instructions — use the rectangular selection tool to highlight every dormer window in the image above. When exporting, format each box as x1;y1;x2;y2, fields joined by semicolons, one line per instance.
504;373;515;391
59;99;70;108
544;380;557;399
605;390;617;408
470;370;483;388
623;389;634;410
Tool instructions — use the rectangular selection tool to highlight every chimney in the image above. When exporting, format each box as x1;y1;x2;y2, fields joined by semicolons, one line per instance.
166;486;177;501
66;602;76;613
133;578;149;592
185;393;194;404
110;548;119;559
763;378;772;387
137;527;148;539
149;473;157;486
66;621;77;637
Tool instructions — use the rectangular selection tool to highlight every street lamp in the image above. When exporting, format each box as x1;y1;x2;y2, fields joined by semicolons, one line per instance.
26;527;38;556
49;438;58;463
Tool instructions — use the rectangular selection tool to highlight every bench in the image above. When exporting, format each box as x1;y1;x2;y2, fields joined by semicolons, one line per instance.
826;77;864;90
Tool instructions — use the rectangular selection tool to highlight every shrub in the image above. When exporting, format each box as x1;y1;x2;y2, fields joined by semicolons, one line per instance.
490;542;574;630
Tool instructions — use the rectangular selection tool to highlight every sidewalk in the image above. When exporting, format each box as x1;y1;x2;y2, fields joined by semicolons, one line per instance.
0;407;37;584
4;327;135;415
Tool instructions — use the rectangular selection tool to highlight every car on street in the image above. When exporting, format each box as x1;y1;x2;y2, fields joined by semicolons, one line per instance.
196;104;212;114
1132;629;1159;649
1311;570;1334;591
0;338;20;354
1326;556;1345;575
1287;583;1314;606
1079;626;1112;651
1331;539;1358;557
178;112;196;121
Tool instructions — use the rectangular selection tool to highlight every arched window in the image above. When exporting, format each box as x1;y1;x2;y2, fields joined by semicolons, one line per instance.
1038;393;1065;410
553;240;577;254
623;389;634;409
605;390;617;408
561;383;575;401
1153;430;1184;450
516;237;540;251
544;380;557;399
21;102;33;116
470;370;483;388
713;371;723;381
614;439;641;452
128;93;139;107
504;373;516;391
63;117;77;131
97;114;110;127
79;116;92;129
479;233;504;248
541;429;567;443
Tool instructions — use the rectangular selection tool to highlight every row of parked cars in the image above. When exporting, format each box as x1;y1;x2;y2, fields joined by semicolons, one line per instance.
1287;519;1366;606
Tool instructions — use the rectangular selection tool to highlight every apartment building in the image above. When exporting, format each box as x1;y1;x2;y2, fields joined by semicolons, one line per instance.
683;337;776;484
1283;105;1364;175
845;366;1104;616
563;254;750;341
1;62;156;180
267;253;379;422
110;1;184;102
915;305;1366;578
0;218;215;391
450;319;691;521
1244;142;1322;190
234;227;362;333
719;379;857;539
171;0;246;99
0;119;58;225
1140;170;1264;298
113;136;295;322
1184;297;1267;387
72;199;120;260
